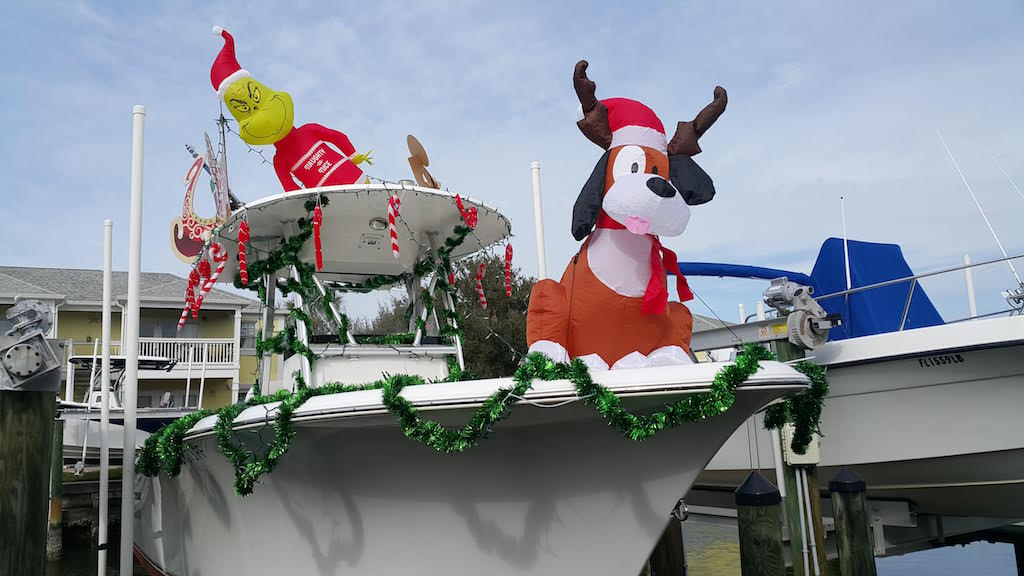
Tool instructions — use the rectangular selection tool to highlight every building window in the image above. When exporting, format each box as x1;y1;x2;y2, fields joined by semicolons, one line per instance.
141;317;199;338
240;321;258;351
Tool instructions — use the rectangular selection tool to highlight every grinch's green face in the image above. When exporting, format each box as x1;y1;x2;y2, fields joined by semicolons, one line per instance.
224;77;294;145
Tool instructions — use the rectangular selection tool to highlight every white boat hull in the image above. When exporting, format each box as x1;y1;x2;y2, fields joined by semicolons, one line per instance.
702;315;1024;518
135;363;806;575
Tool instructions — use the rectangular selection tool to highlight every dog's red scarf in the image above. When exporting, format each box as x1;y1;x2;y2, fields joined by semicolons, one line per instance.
596;213;694;315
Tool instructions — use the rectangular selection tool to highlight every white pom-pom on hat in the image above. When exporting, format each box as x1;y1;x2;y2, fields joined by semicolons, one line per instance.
212;25;224;36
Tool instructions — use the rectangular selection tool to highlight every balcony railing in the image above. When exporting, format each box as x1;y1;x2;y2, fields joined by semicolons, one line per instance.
69;338;236;367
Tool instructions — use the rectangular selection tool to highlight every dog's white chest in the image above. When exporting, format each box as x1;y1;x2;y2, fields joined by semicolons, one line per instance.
587;229;654;297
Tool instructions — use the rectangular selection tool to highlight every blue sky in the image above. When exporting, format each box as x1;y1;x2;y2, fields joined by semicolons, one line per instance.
2;0;1023;322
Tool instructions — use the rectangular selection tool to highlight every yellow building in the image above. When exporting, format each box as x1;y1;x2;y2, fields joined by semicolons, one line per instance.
0;266;287;409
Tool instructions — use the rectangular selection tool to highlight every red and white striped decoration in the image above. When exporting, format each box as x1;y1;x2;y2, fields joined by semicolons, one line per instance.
504;243;513;297
177;287;191;331
475;262;487;309
179;268;198;327
388;194;401;258
313;204;324;270
193;260;211;318
195;243;228;310
237;219;250;285
454;194;478;229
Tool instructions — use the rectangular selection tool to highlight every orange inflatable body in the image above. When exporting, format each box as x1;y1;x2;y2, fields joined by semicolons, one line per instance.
527;237;694;368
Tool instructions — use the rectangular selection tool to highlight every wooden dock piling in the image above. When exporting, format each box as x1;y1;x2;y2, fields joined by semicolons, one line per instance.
647;517;686;576
47;418;65;560
0;390;57;575
735;471;785;576
829;467;877;576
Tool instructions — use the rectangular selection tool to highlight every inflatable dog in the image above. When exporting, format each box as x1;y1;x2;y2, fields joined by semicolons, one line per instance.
526;61;727;370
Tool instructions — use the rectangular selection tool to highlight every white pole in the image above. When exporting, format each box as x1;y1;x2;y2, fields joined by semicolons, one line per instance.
198;343;207;409
964;254;978;319
530;161;548;280
737;303;746;324
794;464;811;576
120;104;146;574
184;343;193;407
98;219;112;576
770;428;786;498
290;266;311;389
937;130;1023;285
756;301;766;321
78;338;100;468
992;154;1024;203
800;468;822;576
840;196;852;292
65;355;75;402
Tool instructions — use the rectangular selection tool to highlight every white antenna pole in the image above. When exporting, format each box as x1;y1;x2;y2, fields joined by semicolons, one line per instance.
756;301;766;321
992;154;1024;203
98;220;113;575
531;161;548;280
964;254;978;320
737;303;746;323
121;105;146;575
937;130;1022;285
841;196;852;291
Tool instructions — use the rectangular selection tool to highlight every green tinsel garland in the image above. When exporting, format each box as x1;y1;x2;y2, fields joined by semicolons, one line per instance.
234;193;471;351
139;343;823;497
137;409;213;477
142;198;826;496
763;360;829;454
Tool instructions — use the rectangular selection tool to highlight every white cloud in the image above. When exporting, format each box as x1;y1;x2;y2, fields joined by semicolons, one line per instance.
1;0;1022;325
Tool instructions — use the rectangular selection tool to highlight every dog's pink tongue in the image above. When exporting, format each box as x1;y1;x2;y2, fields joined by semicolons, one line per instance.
624;216;651;235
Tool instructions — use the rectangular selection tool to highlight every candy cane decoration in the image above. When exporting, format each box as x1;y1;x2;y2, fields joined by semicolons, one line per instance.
388;194;401;258
178;286;192;331
455;194;478;229
195;244;228;310
193;261;211;318
313;204;324;270
237;219;250;286
476;262;487;309
504;243;513;297
179;268;198;327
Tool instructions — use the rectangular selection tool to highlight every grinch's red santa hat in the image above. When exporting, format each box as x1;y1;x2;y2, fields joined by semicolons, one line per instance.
602;98;667;155
210;26;250;100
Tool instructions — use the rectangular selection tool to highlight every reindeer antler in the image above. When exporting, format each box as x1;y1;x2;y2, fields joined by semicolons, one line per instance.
667;86;728;157
574;60;612;149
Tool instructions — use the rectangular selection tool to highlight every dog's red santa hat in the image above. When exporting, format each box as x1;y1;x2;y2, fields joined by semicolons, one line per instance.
210;26;250;101
602;98;668;155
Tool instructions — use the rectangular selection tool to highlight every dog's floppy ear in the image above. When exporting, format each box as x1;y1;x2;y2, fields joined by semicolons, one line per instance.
572;150;609;241
669;155;716;206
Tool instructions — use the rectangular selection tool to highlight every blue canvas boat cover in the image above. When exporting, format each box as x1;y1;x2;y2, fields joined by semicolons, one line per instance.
810;238;943;339
674;238;944;340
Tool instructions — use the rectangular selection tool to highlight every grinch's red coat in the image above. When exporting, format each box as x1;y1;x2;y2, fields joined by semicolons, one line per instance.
526;236;694;367
273;123;365;191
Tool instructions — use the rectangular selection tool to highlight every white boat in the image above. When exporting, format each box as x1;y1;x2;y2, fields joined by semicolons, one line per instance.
60;355;191;468
702;313;1024;505
685;241;1024;554
132;184;811;575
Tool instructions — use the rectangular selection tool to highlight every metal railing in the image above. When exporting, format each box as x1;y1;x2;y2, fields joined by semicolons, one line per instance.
70;337;235;366
812;252;1024;330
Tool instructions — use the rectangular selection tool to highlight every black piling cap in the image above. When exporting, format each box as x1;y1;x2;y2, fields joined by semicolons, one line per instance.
829;467;867;493
735;471;782;506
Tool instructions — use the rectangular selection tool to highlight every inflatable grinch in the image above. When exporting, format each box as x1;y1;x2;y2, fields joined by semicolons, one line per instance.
210;26;371;192
526;61;727;370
